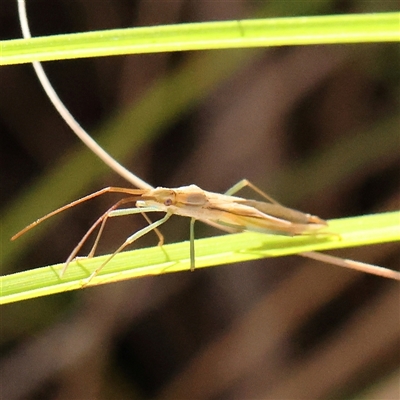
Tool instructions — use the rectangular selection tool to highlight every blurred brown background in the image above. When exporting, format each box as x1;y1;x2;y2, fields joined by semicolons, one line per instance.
1;1;399;399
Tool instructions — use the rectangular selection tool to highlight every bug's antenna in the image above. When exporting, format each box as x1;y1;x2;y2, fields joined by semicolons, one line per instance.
16;0;153;190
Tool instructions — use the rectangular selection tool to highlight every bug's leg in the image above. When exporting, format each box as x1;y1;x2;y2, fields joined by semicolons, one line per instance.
86;204;163;260
226;182;400;280
84;212;173;284
61;205;122;277
141;212;164;246
63;197;141;276
85;206;163;259
104;207;164;246
86;197;139;259
86;215;109;259
227;179;331;234
62;203;159;277
225;179;282;205
190;218;196;271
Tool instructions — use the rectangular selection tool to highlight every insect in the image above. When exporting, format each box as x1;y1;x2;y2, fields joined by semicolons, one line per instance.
11;179;400;283
14;0;400;284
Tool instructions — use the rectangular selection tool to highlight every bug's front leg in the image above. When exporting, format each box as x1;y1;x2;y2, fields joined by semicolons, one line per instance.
83;212;173;285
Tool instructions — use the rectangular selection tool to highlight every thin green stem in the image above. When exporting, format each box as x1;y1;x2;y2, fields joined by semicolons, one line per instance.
1;211;399;305
1;13;399;65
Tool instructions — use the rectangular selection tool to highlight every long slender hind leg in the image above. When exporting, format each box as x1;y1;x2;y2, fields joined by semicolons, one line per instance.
225;181;400;280
189;180;268;272
225;179;282;205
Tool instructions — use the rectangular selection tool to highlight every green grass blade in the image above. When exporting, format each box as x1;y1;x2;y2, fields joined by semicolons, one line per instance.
1;12;399;65
1;211;399;305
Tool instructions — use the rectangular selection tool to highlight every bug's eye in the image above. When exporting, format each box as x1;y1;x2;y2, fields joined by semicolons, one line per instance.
164;198;173;206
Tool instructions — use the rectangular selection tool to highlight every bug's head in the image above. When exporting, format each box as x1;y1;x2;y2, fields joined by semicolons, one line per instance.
136;187;176;211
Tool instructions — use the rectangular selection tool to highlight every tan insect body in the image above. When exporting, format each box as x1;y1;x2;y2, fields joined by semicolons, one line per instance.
136;185;327;235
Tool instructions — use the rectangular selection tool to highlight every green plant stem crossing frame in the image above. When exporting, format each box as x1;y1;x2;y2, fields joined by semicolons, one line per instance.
1;12;399;65
1;212;399;305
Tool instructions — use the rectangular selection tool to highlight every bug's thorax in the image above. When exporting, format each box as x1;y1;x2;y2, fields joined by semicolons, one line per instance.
136;185;239;218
